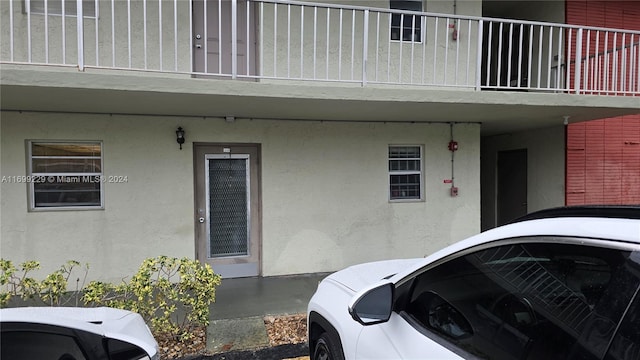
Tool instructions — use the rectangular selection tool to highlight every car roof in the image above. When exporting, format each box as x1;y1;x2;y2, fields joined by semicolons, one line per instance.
392;208;640;284
512;205;640;222
0;307;157;357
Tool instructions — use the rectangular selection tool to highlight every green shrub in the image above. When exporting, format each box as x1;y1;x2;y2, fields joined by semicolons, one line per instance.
0;259;87;307
83;256;221;341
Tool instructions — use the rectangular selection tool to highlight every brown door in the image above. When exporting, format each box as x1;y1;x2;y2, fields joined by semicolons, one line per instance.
497;149;528;226
194;144;261;278
192;0;256;76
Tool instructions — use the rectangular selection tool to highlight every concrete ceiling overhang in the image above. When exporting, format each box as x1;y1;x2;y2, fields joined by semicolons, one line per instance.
2;66;639;136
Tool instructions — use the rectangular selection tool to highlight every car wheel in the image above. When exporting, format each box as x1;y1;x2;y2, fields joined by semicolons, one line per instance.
313;332;344;360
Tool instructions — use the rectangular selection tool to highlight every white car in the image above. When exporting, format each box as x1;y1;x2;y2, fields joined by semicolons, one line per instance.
0;306;159;360
308;206;640;360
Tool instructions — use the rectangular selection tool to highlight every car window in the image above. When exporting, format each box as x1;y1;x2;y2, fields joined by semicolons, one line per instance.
1;331;87;360
401;240;640;360
605;256;640;360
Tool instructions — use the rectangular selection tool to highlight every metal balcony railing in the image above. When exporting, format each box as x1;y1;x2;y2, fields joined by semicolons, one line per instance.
1;0;638;96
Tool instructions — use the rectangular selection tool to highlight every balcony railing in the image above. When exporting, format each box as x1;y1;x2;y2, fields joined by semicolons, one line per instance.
1;0;639;96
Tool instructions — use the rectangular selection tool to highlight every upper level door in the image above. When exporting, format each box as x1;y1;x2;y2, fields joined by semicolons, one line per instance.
192;0;257;76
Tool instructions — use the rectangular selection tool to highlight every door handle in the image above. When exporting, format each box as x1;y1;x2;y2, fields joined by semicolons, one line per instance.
199;217;205;223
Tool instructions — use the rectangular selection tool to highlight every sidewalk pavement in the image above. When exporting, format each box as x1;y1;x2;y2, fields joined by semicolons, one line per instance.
206;273;329;353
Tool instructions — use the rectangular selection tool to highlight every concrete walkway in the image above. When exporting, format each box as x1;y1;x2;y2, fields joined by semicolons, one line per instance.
206;273;329;353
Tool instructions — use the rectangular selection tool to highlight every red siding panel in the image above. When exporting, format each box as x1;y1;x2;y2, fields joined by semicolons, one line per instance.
566;0;640;206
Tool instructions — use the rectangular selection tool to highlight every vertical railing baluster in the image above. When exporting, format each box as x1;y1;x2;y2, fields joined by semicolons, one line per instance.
376;12;380;83
399;12;404;83
485;21;492;87
326;8;330;80
232;0;237;79
286;4;290;78
247;0;250;76
546;27;553;89
217;0;222;74
584;29;590;92
475;19;483;91
410;13;416;83
566;28;572;91
111;0;115;67
594;31;600;93
604;32;609;93
557;26;564;91
612;32;618;93
574;29;582;94
527;24;533;88
77;0;84;70
421;15;427;84
362;9;369;86
338;9;343;80
94;0;98;66
506;23;513;89
9;0;14;61
174;0;179;72
313;6;317;79
497;22;503;87
465;19;472;86
387;12;391;82
444;18;450;85
433;17;438;84
273;3;277;77
516;24;523;87
62;0;66;64
301;6;305;78
127;0;132;68
27;0;32;63
45;0;49;63
351;10;355;80
143;0;148;69
189;0;193;74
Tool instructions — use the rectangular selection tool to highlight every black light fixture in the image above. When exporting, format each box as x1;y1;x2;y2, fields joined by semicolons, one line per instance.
176;127;185;150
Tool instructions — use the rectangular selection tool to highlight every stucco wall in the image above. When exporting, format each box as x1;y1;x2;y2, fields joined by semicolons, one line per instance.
480;125;565;231
1;111;481;281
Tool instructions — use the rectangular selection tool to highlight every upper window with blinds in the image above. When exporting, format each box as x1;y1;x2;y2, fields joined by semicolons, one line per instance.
28;141;103;210
389;145;423;201
26;0;97;18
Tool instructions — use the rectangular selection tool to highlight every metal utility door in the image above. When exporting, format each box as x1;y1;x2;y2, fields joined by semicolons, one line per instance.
194;144;261;278
192;0;256;76
497;149;528;226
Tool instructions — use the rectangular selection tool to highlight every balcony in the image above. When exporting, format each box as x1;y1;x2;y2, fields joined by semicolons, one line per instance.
1;0;639;134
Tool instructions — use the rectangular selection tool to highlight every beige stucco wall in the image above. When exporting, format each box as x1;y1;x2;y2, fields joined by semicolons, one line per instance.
480;125;565;231
1;111;481;281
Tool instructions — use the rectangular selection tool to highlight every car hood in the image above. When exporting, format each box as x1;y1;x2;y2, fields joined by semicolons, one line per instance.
326;258;423;293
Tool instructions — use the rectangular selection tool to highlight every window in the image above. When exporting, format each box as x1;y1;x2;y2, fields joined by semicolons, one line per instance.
27;0;97;18
28;141;103;210
1;331;87;360
389;145;422;201
390;0;423;42
401;241;640;360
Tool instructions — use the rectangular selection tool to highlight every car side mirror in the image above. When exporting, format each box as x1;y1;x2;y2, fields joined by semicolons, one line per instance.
348;282;394;326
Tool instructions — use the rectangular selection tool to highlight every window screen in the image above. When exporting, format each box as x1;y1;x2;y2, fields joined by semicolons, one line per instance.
389;145;422;200
29;141;103;209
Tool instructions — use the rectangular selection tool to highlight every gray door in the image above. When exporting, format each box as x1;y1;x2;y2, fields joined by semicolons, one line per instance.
194;144;261;278
497;149;528;226
192;0;256;76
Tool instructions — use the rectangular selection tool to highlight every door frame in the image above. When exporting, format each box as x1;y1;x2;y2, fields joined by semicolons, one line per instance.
193;143;262;278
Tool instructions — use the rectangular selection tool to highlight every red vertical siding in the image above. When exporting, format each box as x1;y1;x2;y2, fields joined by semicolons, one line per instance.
565;0;640;206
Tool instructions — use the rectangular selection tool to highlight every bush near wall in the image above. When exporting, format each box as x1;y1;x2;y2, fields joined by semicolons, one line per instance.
0;256;221;343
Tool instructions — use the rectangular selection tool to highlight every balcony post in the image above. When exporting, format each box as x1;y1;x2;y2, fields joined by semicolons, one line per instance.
362;9;369;86
76;0;84;71
475;20;484;91
231;0;238;79
574;28;583;94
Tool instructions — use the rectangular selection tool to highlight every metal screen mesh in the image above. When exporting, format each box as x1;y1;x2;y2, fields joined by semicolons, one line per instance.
208;159;248;258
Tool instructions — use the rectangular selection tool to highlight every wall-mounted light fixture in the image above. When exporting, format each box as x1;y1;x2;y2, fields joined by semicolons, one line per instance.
176;127;185;150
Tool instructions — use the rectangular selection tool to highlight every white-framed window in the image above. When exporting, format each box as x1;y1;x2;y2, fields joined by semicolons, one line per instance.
389;145;423;201
28;141;103;210
26;0;97;18
390;0;423;42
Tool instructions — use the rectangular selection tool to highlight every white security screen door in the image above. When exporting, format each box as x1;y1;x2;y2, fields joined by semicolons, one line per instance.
195;144;261;278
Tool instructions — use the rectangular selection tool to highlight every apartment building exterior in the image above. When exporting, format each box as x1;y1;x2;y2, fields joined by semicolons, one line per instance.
1;0;638;281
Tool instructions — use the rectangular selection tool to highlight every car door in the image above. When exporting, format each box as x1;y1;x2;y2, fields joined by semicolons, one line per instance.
356;238;640;360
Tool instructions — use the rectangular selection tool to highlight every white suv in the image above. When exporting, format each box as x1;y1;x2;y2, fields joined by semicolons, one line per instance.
308;206;640;360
